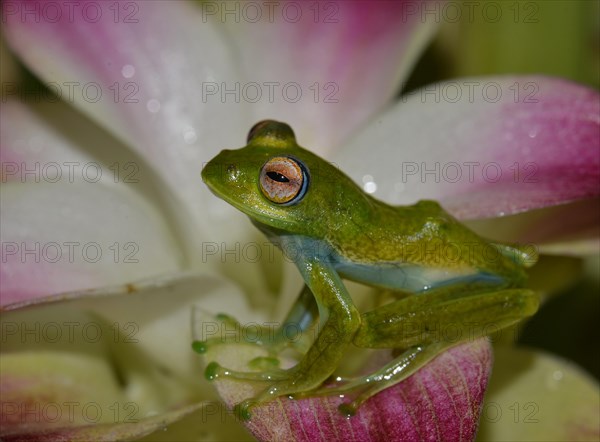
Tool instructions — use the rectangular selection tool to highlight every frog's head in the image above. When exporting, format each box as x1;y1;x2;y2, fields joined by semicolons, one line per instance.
202;120;369;236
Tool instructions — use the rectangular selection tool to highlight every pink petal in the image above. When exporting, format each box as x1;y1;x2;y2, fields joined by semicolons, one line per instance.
2;0;253;262
463;198;599;253
0;32;19;86
0;101;181;307
335;76;599;220
222;0;442;151
206;339;492;442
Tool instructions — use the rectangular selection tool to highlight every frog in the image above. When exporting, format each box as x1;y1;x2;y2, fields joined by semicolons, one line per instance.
196;120;539;420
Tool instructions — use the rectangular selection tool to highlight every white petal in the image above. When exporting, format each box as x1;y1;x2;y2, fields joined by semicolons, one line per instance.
3;1;254;264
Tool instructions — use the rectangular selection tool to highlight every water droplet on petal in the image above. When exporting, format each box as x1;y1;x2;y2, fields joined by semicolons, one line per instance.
146;99;161;113
364;181;377;194
184;128;198;144
121;64;135;78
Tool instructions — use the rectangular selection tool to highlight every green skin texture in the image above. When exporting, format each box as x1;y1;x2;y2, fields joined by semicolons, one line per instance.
199;121;539;419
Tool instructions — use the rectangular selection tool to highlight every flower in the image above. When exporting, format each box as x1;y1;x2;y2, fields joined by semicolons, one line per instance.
1;1;598;441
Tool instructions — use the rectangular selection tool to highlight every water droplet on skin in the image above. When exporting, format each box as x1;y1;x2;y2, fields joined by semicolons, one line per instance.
146;99;161;113
121;64;135;78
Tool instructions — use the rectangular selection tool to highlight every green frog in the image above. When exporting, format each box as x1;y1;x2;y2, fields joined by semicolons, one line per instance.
197;120;538;419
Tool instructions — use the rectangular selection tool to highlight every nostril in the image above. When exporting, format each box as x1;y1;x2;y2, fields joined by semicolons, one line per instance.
226;163;240;181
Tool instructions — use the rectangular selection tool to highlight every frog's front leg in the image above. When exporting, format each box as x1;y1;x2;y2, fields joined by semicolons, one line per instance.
263;284;320;356
295;284;539;416
194;285;318;359
206;258;360;420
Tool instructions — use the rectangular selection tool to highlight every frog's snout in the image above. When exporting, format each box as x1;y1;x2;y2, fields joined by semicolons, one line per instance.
200;160;217;185
201;150;242;189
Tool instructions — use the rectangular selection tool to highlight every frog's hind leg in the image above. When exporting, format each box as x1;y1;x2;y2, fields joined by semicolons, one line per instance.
297;285;538;416
291;342;451;416
492;242;538;268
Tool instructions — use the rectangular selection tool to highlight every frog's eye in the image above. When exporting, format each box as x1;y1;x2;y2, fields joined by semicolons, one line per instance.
247;120;271;143
259;157;308;205
247;120;296;143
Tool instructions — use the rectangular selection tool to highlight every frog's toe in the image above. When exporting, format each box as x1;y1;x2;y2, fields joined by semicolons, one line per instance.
338;401;359;418
337;386;382;417
233;400;253;421
234;396;276;421
191;340;209;354
215;312;241;327
193;313;274;350
232;389;286;421
248;356;281;370
205;362;289;382
292;380;376;417
204;361;223;380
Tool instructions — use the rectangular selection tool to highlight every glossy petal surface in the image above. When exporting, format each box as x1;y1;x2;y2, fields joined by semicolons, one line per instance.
336;76;600;220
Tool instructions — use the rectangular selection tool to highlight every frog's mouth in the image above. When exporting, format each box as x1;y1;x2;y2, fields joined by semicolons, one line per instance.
202;169;262;216
201;173;245;213
203;180;300;236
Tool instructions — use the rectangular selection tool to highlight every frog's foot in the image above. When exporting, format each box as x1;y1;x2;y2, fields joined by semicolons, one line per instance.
192;312;243;353
291;378;385;417
206;364;320;420
192;337;277;355
205;361;289;382
291;344;449;417
236;373;320;420
192;312;287;356
193;336;294;359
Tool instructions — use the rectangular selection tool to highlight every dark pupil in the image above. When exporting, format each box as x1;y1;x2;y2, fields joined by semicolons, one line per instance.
267;171;290;183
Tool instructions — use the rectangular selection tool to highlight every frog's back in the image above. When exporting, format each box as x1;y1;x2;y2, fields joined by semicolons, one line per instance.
329;198;531;292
